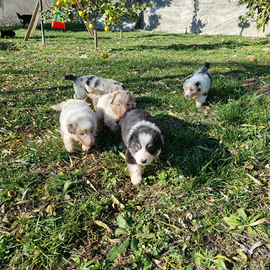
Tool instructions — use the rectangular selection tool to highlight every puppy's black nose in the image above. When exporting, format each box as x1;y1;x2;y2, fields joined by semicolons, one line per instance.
140;158;147;164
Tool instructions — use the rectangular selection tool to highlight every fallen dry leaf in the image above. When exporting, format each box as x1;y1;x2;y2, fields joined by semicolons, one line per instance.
247;55;255;61
245;164;254;170
246;173;262;185
111;194;125;210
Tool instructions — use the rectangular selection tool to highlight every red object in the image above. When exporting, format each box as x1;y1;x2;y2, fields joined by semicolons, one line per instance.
51;12;65;29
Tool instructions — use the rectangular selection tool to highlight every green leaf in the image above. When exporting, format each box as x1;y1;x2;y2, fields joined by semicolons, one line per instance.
118;236;130;254
63;180;72;193
237;208;247;221
185;265;194;270
116;215;129;230
106;246;119;263
213;258;228;270
115;228;128;236
247;226;257;238
106;236;130;263
136;233;155;239
194;252;205;259
130;237;138;251
249;213;262;224
223;217;242;227
195;256;203;265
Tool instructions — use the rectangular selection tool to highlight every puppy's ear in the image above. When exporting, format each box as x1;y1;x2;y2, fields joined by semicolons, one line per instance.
195;81;201;91
127;91;135;100
109;92;118;104
68;123;76;134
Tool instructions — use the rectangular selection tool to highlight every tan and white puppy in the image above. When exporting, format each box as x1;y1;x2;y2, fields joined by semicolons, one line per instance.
62;74;126;108
51;99;96;152
96;90;135;133
183;59;212;108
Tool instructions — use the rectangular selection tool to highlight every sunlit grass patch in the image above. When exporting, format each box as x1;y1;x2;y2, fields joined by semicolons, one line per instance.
0;23;270;269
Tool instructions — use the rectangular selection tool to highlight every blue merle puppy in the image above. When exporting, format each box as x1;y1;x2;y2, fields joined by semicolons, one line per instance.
183;59;212;108
63;74;126;109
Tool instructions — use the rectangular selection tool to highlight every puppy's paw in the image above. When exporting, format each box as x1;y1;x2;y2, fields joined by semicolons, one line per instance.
131;175;142;186
65;143;75;152
128;163;142;186
82;145;90;151
196;102;203;108
64;138;75;152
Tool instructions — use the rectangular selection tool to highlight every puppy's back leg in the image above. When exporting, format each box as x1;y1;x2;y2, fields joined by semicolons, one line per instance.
95;108;105;130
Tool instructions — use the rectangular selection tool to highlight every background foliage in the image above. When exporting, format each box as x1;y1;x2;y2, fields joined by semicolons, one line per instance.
238;0;270;34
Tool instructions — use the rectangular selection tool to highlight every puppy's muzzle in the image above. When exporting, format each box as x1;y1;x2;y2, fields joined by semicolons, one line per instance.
140;158;147;164
82;137;94;146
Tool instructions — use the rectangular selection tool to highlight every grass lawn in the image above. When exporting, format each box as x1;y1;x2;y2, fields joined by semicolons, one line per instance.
0;23;270;269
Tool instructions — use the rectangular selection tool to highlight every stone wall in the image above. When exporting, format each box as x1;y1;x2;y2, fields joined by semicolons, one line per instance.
139;0;270;37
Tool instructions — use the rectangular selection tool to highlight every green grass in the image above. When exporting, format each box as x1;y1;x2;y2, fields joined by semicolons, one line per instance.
0;23;270;269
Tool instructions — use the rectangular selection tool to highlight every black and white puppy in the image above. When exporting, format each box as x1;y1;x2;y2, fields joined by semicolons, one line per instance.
119;109;163;185
63;74;126;108
183;59;212;108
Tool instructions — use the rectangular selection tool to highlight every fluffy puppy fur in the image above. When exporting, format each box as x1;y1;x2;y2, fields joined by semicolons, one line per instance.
1;30;15;38
183;58;212;108
16;13;32;28
51;99;96;152
62;74;126;108
119;109;163;185
96;90;135;133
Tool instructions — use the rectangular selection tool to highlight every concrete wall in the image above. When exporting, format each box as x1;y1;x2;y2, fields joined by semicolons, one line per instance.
0;0;37;25
0;0;54;26
139;0;270;37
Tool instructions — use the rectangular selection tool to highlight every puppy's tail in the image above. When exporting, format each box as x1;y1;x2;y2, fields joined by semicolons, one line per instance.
204;58;210;70
51;100;69;111
16;12;22;19
62;74;79;82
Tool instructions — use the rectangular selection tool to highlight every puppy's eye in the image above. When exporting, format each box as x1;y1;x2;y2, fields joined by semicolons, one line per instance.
135;144;141;151
80;133;85;136
147;144;153;150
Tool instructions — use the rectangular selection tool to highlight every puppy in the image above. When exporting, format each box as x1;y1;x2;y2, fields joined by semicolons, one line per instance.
16;13;32;28
119;109;163;185
62;74;126;108
51;99;96;152
96;90;135;133
183;58;212;108
1;30;15;38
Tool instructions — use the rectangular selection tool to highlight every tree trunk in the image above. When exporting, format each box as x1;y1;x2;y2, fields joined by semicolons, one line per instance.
120;21;123;39
93;16;98;51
